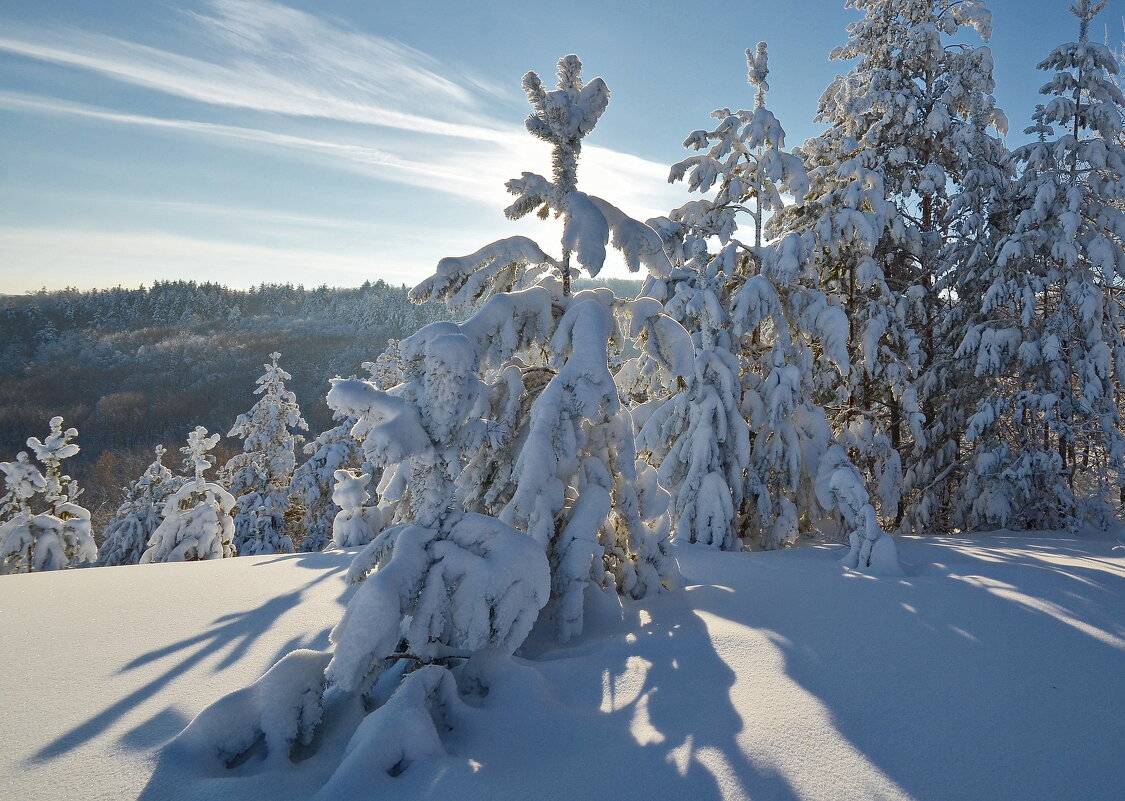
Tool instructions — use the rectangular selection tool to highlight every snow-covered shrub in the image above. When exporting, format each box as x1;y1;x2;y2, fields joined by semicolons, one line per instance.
316;666;465;792
0;417;96;573
329;469;384;547
173;649;331;769
223;352;308;555
816;445;901;575
140;427;235;563
0;452;44;521
0;508;96;574
99;445;184;567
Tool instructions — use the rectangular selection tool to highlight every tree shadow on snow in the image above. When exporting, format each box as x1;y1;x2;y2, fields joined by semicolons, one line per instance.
119;706;193;752
517;588;806;801
683;537;1125;801
132;538;1122;801
28;564;345;765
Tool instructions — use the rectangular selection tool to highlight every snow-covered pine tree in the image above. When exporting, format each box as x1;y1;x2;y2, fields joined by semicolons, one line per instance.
774;0;1003;528
28;416;84;514
0;417;97;573
411;54;682;641
0;452;47;572
99;445;184;566
954;0;1125;529
223;352;308;555
171;54;687;784
140;427;236;563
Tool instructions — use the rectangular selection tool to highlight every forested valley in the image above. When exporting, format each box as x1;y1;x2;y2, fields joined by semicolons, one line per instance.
0;281;450;529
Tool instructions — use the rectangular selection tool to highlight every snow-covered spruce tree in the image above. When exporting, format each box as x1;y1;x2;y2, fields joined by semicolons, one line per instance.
289;358;388;553
324;329;551;688
0;471;18;525
140;427;235;563
954;0;1125;529
223;352;308;555
774;0;1003;528
171;56;680;782
631;237;750;550
99;445;184;566
0;417;97;573
0;452;43;522
909;91;1014;532
288;418;364;552
636;43;802;550
366;339;403;389
639;43;888;563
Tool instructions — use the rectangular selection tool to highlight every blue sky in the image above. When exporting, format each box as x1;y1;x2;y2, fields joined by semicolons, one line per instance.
0;0;1119;293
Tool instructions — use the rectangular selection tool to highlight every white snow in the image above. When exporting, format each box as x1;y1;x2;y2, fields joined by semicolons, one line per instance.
1;532;1121;801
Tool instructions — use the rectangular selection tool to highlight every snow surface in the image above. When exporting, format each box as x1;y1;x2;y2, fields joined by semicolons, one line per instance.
1;533;1122;801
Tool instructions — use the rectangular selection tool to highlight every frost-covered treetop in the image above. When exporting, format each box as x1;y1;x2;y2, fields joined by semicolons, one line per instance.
837;0;993;55
182;426;221;482
1069;0;1107;40
824;0;1006;147
668;41;808;251
122;445;177;503
145;445;170;478
245;352;300;412
747;42;769;108
25;415;81;510
1;452;45;511
1029;0;1122;141
413;54;671;308
26;416;80;464
522;54;610;191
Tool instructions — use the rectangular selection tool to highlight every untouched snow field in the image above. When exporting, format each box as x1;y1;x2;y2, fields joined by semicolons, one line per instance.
1;534;1122;801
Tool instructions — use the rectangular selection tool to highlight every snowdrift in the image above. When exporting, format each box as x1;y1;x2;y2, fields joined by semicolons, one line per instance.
1;534;1122;801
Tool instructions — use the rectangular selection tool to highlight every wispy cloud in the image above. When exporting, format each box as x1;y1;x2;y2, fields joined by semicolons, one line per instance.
0;0;514;143
0;0;688;288
0;87;682;218
0;90;508;203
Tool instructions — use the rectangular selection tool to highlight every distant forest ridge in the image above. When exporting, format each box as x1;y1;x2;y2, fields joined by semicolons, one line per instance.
0;277;641;530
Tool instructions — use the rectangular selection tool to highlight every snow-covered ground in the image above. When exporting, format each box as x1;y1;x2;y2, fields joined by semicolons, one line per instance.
1;533;1122;801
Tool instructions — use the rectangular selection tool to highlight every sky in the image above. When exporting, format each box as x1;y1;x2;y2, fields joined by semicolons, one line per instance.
0;0;1120;293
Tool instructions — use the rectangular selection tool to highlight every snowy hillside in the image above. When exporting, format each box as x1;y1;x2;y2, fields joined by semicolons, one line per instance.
2;534;1121;801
